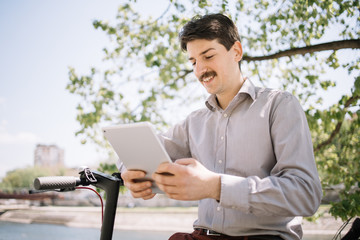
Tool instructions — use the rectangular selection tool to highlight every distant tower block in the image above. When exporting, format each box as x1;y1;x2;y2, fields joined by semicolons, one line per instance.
34;144;64;167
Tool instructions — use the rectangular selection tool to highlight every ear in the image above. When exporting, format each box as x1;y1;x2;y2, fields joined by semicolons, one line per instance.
232;41;243;62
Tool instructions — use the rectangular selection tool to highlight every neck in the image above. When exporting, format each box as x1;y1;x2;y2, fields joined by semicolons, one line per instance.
217;74;245;109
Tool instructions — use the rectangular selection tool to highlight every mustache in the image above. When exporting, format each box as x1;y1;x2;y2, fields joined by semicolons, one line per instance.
199;71;217;81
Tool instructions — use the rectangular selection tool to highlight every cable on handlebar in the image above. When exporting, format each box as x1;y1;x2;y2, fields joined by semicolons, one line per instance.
76;187;104;224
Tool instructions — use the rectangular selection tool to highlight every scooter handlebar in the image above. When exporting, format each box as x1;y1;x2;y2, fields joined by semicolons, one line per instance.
34;176;80;190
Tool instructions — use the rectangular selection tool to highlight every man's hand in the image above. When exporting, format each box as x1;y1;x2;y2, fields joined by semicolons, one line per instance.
152;158;221;201
121;170;156;200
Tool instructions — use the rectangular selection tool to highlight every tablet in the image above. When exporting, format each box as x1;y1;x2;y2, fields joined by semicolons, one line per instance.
102;122;172;193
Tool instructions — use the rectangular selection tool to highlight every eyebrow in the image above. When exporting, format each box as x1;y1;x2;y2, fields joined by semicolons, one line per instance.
188;48;216;61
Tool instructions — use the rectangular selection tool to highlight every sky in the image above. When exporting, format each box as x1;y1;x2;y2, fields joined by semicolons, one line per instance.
0;0;170;178
0;1;357;179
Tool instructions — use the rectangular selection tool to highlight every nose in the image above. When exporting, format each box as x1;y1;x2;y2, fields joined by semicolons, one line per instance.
194;60;207;78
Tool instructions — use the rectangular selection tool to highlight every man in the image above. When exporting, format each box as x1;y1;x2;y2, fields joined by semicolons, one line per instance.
121;13;322;240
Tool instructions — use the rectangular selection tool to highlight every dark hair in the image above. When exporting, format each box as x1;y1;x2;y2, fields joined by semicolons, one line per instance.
179;13;241;51
179;13;241;68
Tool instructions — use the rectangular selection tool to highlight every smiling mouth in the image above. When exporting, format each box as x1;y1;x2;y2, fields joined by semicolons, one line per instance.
200;71;216;82
203;75;214;82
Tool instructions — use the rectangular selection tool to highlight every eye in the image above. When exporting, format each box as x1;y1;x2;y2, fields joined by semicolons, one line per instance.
191;61;196;66
205;55;214;60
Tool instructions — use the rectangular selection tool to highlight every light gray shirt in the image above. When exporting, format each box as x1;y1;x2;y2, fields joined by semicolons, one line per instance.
159;79;322;239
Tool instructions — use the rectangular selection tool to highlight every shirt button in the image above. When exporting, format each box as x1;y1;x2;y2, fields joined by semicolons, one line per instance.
217;206;221;211
221;136;224;140
223;113;228;118
218;160;223;164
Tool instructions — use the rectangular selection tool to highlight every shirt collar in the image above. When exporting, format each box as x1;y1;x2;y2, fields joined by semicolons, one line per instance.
205;78;256;111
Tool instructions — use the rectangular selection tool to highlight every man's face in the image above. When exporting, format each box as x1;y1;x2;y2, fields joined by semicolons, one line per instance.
187;39;242;97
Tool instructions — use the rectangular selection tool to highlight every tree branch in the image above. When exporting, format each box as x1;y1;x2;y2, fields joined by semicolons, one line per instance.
243;39;360;61
163;69;193;90
314;94;360;152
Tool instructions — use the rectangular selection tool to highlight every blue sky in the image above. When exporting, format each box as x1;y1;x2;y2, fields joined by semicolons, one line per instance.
0;0;169;178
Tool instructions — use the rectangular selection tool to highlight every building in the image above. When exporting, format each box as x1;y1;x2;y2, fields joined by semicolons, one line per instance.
34;144;64;167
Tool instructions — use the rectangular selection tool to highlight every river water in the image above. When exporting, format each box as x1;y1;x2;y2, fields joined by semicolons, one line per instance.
0;221;334;240
0;221;172;240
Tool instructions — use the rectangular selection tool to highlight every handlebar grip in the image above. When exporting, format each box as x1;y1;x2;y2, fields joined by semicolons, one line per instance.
34;176;79;190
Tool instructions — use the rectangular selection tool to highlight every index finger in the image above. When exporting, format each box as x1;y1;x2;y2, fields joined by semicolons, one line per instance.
156;162;189;176
121;169;146;182
156;162;177;174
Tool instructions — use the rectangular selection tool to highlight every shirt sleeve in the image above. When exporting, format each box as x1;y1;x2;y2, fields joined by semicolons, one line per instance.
219;93;322;217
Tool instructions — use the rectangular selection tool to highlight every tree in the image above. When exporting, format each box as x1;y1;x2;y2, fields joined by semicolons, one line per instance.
66;0;360;220
0;166;76;191
1;167;52;191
